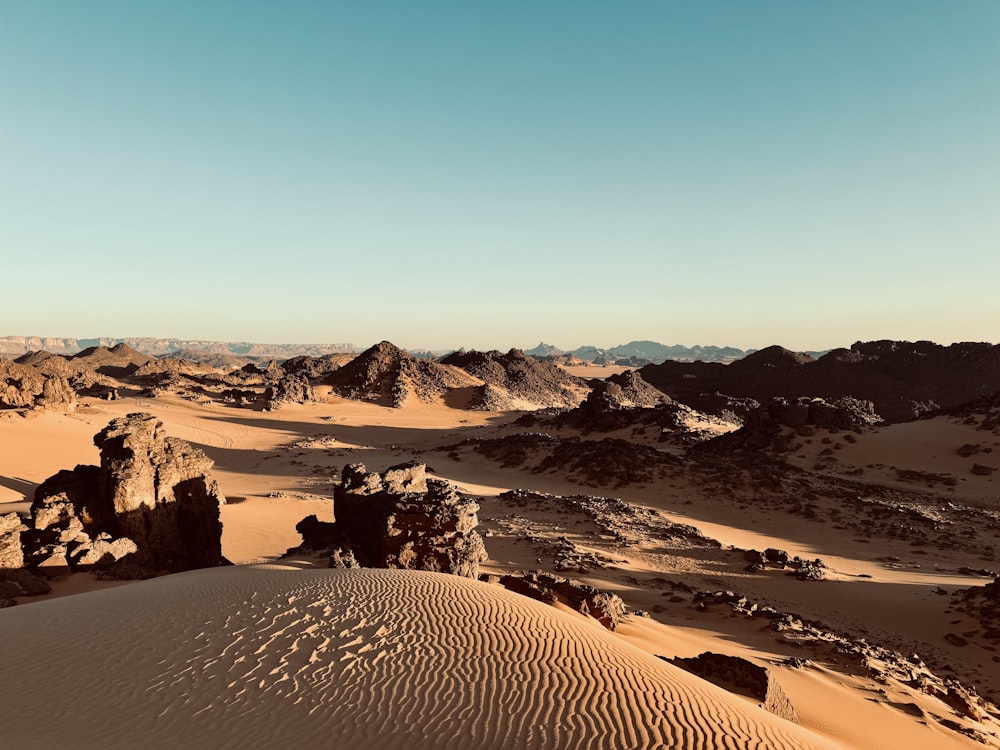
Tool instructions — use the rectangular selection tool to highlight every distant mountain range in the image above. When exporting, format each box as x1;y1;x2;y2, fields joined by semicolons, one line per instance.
0;336;357;360
0;335;827;366
523;340;829;364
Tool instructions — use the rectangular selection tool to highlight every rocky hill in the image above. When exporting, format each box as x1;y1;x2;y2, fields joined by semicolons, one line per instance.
326;342;478;407
639;341;1000;423
440;349;587;410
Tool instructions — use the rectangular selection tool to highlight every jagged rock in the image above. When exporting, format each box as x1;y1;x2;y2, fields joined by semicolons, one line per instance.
93;413;223;570
22;413;224;574
263;373;316;410
441;348;586;410
701;396;880;453
494;572;625;630
0;513;25;569
666;652;799;722
0;359;76;411
972;463;995;476
326;342;477;407
290;462;487;578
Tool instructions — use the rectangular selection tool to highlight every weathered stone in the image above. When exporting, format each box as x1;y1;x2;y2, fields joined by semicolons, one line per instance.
290;462;487;579
263;374;316;410
496;572;625;631
93;413;223;571
22;413;224;574
667;652;799;723
0;513;25;569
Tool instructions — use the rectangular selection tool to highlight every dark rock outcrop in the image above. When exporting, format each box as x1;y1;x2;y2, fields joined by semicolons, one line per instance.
640;340;1000;423
291;462;487;578
441;348;586;410
700;396;881;453
22;413;224;575
667;652;799;722
326;342;476;407
493;571;625;630
443;433;680;487
263;373;316;410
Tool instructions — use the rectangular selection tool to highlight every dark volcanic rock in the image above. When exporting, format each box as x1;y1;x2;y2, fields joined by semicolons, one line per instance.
292;462;487;578
22;413;224;574
667;652;799;722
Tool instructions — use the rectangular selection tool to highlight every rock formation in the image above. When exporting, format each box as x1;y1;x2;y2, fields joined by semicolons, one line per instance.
492;571;625;630
263;373;316;410
291;462;487;578
667;652;799;722
0;359;76;411
639;340;1000;423
441;348;587;410
700;396;881;453
0;513;51;599
22;413;224;576
326;342;477;407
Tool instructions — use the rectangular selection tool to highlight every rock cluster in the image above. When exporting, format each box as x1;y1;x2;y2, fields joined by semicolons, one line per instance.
743;548;826;580
667;652;799;722
292;462;487;578
445;434;680;487
22;413;224;577
326;342;477;407
704;396;881;452
640;340;1000;423
441;348;586;410
492;571;625;630
263;373;316;410
0;359;76;411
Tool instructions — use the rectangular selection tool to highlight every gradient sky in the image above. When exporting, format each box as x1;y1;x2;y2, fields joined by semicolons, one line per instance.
2;1;997;351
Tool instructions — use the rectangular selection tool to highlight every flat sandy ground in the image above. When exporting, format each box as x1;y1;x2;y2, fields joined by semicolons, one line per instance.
2;394;999;749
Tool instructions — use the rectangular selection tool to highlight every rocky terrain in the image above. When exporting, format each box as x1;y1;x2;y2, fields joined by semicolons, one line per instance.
4;335;1000;748
1;413;224;598
325;341;479;407
289;462;487;578
441;348;588;410
640;340;1000;422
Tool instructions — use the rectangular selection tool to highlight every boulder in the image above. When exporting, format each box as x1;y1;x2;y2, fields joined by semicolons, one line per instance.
23;413;224;574
263;374;316;410
291;462;487;579
667;652;799;722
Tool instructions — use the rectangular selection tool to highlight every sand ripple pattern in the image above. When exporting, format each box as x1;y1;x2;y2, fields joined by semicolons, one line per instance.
0;567;835;750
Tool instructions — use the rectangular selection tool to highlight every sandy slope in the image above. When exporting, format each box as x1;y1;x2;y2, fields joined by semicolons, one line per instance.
0;566;838;750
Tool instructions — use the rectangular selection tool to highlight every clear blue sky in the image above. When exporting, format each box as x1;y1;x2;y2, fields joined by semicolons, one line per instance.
2;1;997;351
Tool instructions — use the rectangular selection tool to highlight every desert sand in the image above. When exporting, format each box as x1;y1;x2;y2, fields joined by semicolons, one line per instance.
2;373;1000;748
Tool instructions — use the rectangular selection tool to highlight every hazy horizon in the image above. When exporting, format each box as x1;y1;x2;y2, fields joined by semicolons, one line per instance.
3;330;997;358
3;2;997;351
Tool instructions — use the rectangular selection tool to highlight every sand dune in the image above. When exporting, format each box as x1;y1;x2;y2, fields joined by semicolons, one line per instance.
0;566;837;750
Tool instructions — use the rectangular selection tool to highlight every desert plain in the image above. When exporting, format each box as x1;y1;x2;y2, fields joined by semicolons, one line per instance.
2;339;1000;749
